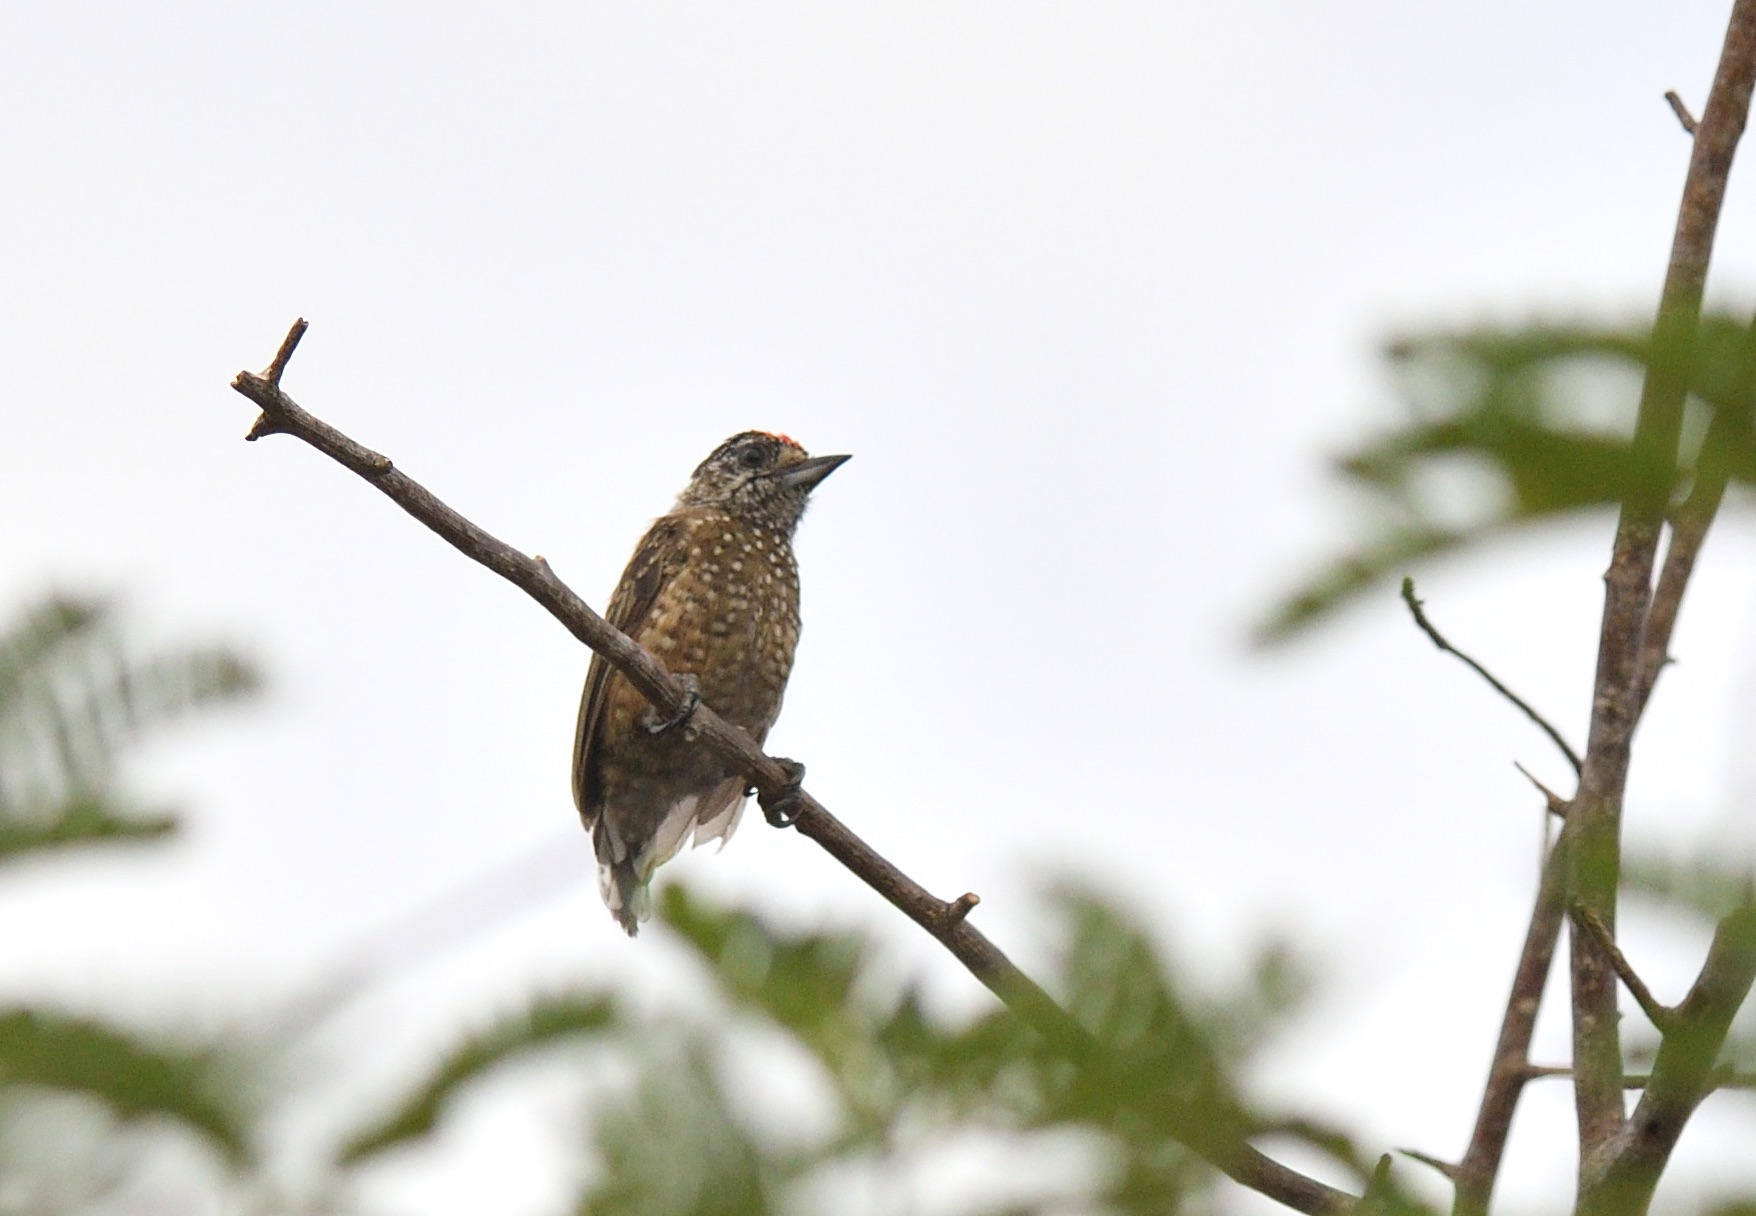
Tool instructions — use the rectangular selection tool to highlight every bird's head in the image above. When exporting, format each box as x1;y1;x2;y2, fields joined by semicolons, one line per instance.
676;431;849;532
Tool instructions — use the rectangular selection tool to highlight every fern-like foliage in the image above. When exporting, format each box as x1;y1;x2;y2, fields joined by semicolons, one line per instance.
1259;313;1756;640
0;592;266;1206
339;883;1367;1216
0;1010;253;1166
0;594;258;862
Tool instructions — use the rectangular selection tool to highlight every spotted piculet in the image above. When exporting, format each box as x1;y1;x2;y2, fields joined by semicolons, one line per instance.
572;431;848;935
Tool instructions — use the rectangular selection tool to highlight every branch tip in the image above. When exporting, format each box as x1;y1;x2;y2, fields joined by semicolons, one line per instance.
1394;1148;1459;1183
1522;1063;1571;1081
245;412;288;442
1665;89;1700;134
1512;761;1569;818
944;892;981;926
265;318;309;387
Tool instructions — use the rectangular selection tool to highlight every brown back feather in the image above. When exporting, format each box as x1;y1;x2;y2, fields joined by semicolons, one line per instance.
571;515;689;826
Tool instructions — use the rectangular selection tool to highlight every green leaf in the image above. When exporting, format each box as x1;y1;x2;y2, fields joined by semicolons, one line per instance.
0;1008;252;1165
1623;847;1755;922
1048;889;1238;1134
339;990;616;1164
1259;314;1756;640
0;594;258;854
576;1045;771;1216
0;598;103;709
1255;525;1470;643
659;885;866;1054
0;796;177;864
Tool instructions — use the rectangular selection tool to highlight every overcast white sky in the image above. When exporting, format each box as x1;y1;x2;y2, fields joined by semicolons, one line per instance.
4;3;1756;1213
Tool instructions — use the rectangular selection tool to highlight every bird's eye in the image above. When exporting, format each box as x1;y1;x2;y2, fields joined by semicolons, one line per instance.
739;447;766;470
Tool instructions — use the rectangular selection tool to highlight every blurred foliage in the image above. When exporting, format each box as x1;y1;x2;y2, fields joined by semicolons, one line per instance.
340;992;617;1164
0;595;257;860
0;594;264;1208
0;594;1371;1216
14;314;1756;1215
0;1011;250;1166
1624;846;1756;925
341;885;1361;1216
1260;312;1756;641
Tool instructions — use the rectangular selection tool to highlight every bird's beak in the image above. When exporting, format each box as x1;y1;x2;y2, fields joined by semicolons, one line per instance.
778;453;851;491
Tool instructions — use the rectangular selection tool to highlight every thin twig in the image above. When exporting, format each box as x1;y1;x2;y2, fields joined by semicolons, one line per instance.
228;324;1355;1216
1397;1148;1460;1183
1454;843;1568;1216
265;317;308;386
1524;1064;1756;1091
1400;578;1581;775
1513;761;1569;818
1666;90;1700;135
1522;1064;1573;1081
1570;905;1678;1033
1569;1;1756;1179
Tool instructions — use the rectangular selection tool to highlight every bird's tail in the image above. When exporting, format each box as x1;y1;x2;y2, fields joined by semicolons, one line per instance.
598;859;652;937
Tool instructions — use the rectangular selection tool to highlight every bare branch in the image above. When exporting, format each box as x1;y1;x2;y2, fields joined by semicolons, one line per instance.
1454;845;1567;1216
228;322;1355;1216
1570;906;1678;1034
1400;579;1581;775
1665;90;1700;135
1569;0;1756;1174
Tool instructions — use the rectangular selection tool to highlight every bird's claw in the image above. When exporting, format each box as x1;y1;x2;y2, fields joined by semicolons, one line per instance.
758;759;807;828
643;675;701;736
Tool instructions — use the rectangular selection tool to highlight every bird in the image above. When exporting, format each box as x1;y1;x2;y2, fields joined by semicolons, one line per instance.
572;431;849;935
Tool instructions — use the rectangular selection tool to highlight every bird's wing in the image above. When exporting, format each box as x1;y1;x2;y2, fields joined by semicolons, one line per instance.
571;514;690;826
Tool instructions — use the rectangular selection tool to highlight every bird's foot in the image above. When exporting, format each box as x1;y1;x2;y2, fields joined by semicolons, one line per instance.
758;759;807;828
643;674;701;736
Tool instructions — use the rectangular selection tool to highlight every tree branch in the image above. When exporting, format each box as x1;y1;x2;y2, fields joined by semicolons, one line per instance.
1569;0;1756;1177
228;323;1355;1216
1454;843;1568;1216
1401;579;1581;774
